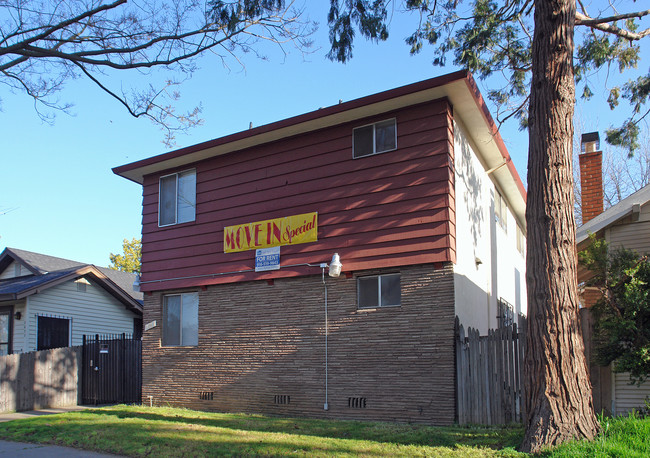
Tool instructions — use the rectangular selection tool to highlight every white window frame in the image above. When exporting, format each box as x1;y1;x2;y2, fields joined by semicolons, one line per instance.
516;224;525;255
352;118;397;159
357;273;401;309
158;169;196;227
162;292;199;347
495;190;508;231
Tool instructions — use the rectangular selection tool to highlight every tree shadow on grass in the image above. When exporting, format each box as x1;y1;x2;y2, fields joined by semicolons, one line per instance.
82;407;523;450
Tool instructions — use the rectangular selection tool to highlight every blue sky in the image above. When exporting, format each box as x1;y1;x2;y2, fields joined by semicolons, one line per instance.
1;1;647;267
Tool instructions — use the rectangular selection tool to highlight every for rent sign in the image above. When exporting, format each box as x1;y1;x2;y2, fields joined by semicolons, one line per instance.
224;212;318;253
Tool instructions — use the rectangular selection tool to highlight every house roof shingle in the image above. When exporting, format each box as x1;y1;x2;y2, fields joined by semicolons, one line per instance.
0;247;143;313
577;184;650;244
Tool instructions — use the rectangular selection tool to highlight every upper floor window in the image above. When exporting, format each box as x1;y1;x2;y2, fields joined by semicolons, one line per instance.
516;224;525;255
159;169;196;226
162;292;199;347
358;273;401;309
353;119;397;158
495;191;507;231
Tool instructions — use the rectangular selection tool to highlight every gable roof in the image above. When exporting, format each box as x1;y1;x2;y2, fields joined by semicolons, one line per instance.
577;184;650;244
0;247;85;275
113;70;527;229
0;248;142;314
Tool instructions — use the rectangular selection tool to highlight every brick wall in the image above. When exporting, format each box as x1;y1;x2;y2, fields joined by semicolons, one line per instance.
142;263;457;425
579;151;603;223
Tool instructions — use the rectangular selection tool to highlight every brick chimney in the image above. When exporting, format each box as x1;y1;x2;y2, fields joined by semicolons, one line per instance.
579;132;603;223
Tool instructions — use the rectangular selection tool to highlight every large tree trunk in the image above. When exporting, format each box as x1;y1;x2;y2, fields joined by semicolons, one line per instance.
521;0;600;453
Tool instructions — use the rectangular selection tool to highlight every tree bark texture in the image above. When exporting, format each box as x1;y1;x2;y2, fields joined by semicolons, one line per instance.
521;0;600;453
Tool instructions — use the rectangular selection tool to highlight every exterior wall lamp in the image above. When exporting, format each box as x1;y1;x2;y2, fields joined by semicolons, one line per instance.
328;253;342;277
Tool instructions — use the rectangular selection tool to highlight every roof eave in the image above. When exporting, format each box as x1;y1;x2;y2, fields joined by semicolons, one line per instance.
113;70;527;227
11;266;142;314
576;210;633;244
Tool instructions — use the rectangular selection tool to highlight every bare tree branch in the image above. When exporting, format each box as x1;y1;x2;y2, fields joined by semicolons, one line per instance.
576;10;650;40
0;0;314;146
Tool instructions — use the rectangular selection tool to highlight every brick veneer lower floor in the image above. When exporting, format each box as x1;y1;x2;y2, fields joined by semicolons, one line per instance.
141;263;457;425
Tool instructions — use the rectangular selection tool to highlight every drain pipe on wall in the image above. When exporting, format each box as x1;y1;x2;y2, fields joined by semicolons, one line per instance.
322;253;342;412
321;264;329;411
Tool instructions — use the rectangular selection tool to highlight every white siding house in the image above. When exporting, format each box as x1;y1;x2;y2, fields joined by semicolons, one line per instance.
0;248;142;354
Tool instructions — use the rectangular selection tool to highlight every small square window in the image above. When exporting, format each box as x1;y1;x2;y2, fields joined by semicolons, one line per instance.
358;274;401;308
162;292;199;346
353;119;397;158
37;316;70;350
159;169;196;226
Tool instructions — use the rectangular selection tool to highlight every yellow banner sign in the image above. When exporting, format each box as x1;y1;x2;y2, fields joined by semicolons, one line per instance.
224;212;318;253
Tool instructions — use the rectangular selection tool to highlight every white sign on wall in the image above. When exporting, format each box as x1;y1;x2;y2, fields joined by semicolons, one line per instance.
255;246;281;272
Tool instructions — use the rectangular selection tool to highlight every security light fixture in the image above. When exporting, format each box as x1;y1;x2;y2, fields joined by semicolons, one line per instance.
328;253;342;277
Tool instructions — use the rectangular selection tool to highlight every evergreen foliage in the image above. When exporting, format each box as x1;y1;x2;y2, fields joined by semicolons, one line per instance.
326;0;649;151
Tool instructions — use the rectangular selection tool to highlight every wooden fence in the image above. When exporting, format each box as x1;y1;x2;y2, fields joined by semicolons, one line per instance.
456;317;526;425
0;346;81;413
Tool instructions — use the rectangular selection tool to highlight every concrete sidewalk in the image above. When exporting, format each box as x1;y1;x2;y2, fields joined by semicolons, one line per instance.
0;405;94;422
0;440;122;457
0;406;124;456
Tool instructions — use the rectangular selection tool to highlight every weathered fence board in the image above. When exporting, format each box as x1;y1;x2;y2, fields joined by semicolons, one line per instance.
456;317;526;425
0;346;81;413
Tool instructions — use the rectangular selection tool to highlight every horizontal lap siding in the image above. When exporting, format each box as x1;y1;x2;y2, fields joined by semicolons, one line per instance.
140;99;455;290
25;281;138;351
609;221;650;255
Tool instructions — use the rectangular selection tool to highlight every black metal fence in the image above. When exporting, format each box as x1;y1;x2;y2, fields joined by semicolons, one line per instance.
82;333;141;405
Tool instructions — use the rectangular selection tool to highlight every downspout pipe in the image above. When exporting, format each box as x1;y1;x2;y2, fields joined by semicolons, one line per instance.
321;265;329;411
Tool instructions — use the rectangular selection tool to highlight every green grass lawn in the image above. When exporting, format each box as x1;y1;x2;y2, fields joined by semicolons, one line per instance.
0;405;646;457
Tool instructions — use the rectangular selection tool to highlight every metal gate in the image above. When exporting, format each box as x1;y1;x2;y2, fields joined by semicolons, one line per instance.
82;333;142;405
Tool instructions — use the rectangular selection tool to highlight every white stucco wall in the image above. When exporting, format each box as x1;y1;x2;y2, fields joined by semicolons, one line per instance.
453;119;527;334
23;277;138;352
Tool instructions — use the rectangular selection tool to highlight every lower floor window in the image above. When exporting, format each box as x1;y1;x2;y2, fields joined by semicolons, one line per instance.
37;316;70;350
162;292;198;346
358;273;401;308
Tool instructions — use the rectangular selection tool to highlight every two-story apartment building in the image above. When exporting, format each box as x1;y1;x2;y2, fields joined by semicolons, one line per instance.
114;70;527;424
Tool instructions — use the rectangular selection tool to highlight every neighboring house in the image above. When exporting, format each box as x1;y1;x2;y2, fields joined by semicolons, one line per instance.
576;132;650;416
113;70;527;425
0;248;143;355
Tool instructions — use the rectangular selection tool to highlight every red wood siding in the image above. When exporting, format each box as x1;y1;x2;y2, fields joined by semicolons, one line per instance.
140;99;455;291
